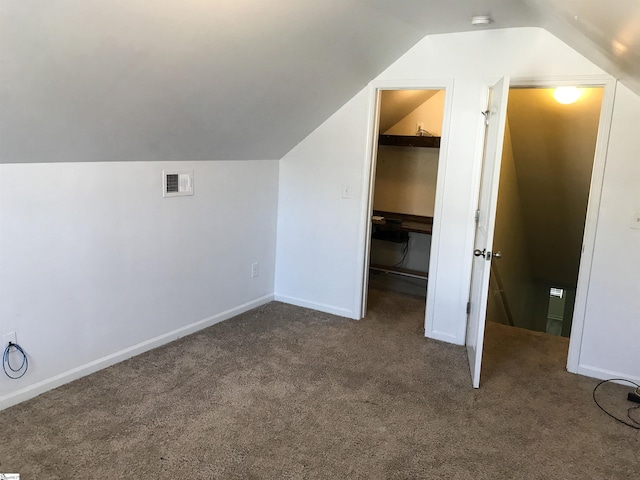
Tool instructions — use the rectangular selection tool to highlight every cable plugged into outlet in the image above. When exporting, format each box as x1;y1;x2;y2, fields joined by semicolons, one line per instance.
3;335;29;379
3;331;17;347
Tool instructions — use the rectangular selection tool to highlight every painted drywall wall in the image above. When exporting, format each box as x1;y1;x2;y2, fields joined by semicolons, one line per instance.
275;27;640;381
486;121;534;329
0;160;278;408
274;88;371;317
577;83;640;381
373;146;440;217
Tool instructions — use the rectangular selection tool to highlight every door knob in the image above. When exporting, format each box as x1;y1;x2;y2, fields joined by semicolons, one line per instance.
474;249;486;258
492;251;502;259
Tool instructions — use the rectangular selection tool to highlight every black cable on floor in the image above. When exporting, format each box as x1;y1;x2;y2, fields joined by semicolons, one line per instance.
592;378;640;430
2;341;28;379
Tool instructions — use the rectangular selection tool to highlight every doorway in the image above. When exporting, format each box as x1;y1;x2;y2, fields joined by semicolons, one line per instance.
363;89;446;316
466;78;615;387
486;86;604;342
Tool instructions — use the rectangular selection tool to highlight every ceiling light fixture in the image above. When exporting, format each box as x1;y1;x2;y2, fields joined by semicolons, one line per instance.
612;40;628;56
554;86;582;104
471;15;492;26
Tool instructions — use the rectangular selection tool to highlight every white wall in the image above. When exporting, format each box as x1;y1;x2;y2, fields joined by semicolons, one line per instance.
0;160;279;409
373;146;439;218
576;83;640;382
274;89;371;317
275;27;640;381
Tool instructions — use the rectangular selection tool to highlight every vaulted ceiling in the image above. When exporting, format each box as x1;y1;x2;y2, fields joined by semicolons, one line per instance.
1;0;639;163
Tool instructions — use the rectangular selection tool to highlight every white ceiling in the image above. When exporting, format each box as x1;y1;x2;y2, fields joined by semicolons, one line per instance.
1;0;639;163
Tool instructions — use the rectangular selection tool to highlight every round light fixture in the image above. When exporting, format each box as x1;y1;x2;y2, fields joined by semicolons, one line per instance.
554;86;582;104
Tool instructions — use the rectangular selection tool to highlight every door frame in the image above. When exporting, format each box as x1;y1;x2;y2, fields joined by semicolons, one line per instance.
497;75;617;374
356;78;454;336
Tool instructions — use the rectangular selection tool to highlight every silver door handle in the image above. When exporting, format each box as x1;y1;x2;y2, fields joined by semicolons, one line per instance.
492;251;502;259
474;249;486;258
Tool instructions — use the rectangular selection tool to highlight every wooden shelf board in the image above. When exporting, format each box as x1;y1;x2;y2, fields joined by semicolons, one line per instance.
378;134;441;148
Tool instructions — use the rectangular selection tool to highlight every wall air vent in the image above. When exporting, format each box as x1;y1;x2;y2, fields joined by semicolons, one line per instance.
162;170;194;197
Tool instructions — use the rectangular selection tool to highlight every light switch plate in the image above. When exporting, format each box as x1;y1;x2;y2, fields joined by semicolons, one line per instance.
631;210;640;230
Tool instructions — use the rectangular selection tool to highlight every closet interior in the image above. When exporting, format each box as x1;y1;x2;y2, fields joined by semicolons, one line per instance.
368;89;444;299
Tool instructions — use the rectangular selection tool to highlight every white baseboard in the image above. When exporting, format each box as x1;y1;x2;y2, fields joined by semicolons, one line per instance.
576;364;640;384
427;330;462;345
274;294;356;319
0;294;273;411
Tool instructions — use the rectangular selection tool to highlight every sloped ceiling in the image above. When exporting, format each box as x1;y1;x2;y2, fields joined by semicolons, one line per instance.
1;0;638;163
378;90;440;133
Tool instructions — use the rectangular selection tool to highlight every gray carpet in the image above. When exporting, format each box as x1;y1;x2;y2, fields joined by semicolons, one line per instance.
1;289;638;479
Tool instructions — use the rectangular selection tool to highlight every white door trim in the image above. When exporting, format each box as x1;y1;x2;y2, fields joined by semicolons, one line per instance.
508;75;617;374
356;79;455;339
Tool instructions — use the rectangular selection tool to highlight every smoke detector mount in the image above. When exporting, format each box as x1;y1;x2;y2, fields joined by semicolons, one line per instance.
471;15;492;26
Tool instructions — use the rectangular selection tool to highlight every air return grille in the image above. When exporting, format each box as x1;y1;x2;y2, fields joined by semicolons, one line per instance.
162;170;194;197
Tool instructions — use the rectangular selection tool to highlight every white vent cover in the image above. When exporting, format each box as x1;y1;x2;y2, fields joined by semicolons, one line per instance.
162;170;194;197
550;287;564;298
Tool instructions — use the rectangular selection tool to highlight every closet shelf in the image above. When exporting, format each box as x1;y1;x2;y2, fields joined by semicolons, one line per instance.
369;264;428;280
371;210;433;235
378;134;441;148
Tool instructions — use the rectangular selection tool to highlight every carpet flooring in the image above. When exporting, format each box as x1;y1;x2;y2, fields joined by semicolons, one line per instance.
0;288;638;479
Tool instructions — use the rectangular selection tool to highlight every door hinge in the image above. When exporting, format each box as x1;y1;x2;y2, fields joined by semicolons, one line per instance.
466;301;471;315
481;110;490;126
474;209;480;223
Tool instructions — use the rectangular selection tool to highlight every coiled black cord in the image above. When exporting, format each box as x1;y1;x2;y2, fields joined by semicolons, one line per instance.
592;378;640;429
3;341;28;379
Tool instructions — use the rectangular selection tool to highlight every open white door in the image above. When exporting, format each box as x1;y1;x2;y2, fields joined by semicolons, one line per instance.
466;77;510;388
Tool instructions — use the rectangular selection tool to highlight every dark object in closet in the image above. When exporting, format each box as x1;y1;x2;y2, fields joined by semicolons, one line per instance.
372;227;409;243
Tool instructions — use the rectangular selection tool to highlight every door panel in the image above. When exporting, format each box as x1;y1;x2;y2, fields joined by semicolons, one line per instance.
466;77;510;388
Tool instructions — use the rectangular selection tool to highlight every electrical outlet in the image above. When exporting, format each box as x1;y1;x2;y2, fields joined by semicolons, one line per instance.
251;262;259;278
631;210;640;230
342;185;351;199
2;331;17;347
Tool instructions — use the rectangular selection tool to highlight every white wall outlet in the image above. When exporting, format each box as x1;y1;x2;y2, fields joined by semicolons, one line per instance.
631;210;640;230
342;185;351;199
2;331;17;347
251;262;259;278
